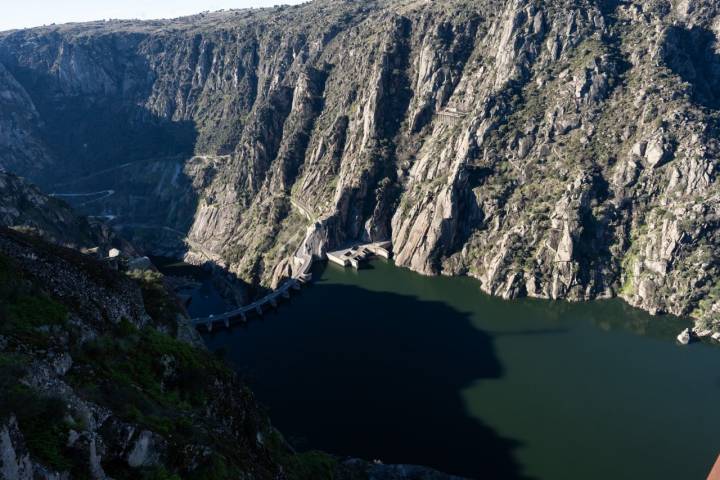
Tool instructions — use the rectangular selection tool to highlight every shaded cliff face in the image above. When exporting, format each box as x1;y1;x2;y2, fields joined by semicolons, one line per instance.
0;171;126;251
0;0;719;329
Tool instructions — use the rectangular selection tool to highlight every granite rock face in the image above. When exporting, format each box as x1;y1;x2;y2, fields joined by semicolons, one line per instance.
0;0;719;328
0;63;53;177
0;417;35;480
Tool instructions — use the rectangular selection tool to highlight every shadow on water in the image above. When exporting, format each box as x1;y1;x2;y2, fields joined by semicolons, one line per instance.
489;327;570;338
355;262;377;271
206;282;535;479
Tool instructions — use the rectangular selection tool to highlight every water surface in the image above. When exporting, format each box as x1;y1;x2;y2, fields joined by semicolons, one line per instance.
198;260;720;479
152;257;234;317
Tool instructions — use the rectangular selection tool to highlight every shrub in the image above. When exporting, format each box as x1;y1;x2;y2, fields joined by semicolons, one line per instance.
285;451;338;480
0;355;73;472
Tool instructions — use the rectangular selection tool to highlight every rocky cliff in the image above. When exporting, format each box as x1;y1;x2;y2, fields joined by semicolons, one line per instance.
0;0;718;329
0;172;122;251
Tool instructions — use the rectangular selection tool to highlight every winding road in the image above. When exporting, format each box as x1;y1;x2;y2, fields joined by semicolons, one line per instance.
50;190;116;206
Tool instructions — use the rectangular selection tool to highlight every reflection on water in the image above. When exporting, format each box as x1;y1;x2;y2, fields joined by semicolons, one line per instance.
187;258;717;480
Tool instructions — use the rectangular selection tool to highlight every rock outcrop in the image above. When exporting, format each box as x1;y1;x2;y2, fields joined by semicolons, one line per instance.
0;0;718;329
0;417;34;480
0;172;119;251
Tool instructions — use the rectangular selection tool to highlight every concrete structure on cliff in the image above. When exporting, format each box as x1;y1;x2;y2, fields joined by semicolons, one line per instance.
435;107;469;125
192;277;302;331
326;241;392;269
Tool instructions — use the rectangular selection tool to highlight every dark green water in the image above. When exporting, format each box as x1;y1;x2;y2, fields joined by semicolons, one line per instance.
151;257;234;318
198;260;720;479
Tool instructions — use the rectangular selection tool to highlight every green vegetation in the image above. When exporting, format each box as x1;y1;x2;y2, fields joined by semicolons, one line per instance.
266;431;340;480
128;269;183;331
692;281;720;329
71;321;230;439
0;233;352;478
285;451;339;480
5;295;67;328
0;253;68;348
0;253;78;471
69;320;269;478
183;454;248;480
569;38;608;69
0;354;75;472
2;294;68;347
261;208;307;278
619;252;636;296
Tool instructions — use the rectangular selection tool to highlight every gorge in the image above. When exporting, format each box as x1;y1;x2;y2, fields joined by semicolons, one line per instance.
0;0;719;329
1;0;720;478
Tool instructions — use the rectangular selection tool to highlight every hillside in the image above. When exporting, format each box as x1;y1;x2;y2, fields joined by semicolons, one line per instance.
0;224;468;479
0;171;120;250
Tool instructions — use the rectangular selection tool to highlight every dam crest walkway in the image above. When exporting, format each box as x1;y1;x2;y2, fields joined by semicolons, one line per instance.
191;240;390;331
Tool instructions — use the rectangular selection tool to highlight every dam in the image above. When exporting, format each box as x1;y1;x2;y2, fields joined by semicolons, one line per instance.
192;240;392;330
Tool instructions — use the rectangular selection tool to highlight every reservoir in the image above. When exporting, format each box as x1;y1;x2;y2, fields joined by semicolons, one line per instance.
182;259;719;479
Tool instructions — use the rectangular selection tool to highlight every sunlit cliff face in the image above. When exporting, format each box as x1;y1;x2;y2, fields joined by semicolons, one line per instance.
0;0;719;330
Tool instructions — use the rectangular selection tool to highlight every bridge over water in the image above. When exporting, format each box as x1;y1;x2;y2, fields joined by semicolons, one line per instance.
190;241;387;332
191;276;305;331
192;203;315;331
